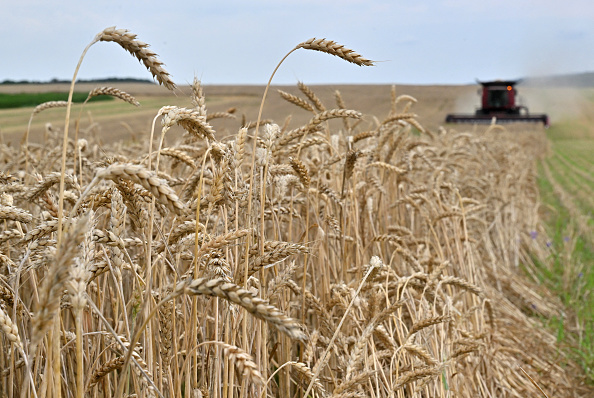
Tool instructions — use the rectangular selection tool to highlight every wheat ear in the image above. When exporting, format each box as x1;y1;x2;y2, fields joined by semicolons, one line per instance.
407;315;451;338
295;38;375;66
278;89;315;113
289;157;311;188
0;206;32;223
0;307;37;398
0;306;22;349
217;342;265;386
191;77;207;116
297;81;326;112
32;101;69;116
24;172;80;202
85;86;140;107
239;241;310;281
22;100;70;162
93;163;186;215
96;27;175;90
394;366;440;390
161;107;216;141
87;356;125;390
179;278;306;340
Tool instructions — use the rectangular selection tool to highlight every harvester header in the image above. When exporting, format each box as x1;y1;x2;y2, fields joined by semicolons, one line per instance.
445;80;549;127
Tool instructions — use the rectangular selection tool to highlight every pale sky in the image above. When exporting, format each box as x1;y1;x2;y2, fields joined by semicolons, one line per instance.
1;0;594;85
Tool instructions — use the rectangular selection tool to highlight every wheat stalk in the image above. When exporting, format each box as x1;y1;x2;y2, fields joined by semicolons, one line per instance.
32;215;88;346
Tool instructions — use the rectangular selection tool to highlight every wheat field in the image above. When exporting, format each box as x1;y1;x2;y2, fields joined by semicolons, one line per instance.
0;27;591;398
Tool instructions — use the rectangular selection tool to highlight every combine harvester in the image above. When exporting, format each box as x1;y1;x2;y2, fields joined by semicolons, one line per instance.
446;80;549;127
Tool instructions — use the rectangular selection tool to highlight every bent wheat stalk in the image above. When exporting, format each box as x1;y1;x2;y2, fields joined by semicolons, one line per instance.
241;40;374;374
58;25;175;246
24;101;69;146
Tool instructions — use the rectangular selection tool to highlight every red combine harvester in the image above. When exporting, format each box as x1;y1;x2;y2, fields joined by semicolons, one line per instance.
445;80;549;127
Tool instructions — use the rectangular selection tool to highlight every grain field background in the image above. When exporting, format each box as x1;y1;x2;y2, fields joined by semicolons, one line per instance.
0;27;593;398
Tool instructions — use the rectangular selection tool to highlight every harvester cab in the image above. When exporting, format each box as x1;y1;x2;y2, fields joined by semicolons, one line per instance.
446;80;549;127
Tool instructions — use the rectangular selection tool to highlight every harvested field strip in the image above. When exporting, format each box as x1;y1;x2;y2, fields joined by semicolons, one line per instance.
548;152;594;217
541;160;593;238
555;140;594;157
553;151;594;185
555;140;594;166
547;157;594;213
533;91;594;381
538;153;594;382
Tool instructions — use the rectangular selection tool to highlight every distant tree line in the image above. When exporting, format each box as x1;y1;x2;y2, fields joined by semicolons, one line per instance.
0;77;154;85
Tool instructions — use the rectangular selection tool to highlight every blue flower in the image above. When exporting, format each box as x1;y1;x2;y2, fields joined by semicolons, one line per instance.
530;231;538;239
